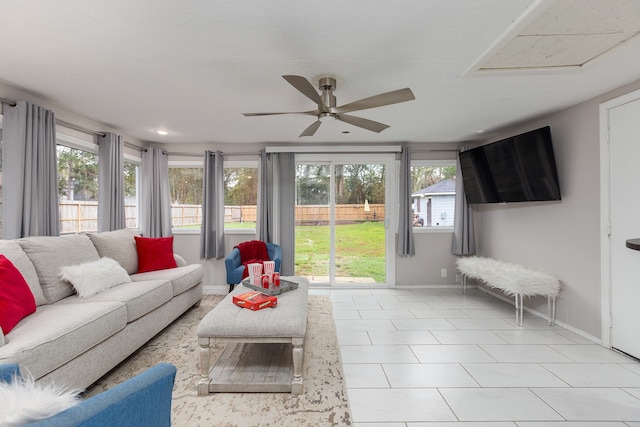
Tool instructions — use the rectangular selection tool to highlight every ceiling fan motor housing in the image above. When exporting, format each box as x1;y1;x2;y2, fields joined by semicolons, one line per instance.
318;77;337;113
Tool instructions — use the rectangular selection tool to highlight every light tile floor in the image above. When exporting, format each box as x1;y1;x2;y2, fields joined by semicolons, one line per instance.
311;287;640;426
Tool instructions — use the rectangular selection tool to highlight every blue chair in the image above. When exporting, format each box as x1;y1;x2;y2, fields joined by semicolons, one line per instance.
225;241;282;292
0;363;176;427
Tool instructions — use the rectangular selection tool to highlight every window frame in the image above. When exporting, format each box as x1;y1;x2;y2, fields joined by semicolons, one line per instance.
124;153;141;230
56;132;100;234
223;160;258;235
168;160;204;235
168;159;260;235
410;159;457;234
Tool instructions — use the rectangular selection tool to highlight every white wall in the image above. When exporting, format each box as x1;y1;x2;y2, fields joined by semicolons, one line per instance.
475;78;640;339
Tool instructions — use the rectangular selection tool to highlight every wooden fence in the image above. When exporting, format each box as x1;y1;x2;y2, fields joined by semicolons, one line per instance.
59;201;385;234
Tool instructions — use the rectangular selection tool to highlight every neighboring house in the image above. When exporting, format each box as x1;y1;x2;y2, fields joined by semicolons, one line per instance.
411;179;455;227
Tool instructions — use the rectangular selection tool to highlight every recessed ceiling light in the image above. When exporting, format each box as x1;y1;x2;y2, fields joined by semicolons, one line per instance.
155;129;170;136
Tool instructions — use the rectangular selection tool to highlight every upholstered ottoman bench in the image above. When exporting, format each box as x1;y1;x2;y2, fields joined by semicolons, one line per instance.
196;277;309;395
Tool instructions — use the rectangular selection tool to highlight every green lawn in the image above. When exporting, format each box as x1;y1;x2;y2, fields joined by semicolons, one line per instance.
175;220;386;282
295;221;385;282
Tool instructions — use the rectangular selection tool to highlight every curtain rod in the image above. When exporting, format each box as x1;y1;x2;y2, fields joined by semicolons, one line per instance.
0;96;17;106
1;95;146;150
56;119;106;138
166;151;258;157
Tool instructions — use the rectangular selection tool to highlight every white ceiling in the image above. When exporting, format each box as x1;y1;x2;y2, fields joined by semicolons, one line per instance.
1;0;640;145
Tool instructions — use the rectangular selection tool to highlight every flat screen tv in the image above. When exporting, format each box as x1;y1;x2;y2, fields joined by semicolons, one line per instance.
459;126;561;204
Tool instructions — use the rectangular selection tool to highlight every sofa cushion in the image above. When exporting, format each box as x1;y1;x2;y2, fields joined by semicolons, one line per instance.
131;264;204;296
88;229;140;275
0;302;126;380
134;236;177;273
18;235;101;303
0;240;46;306
0;255;36;334
57;279;173;323
60;257;131;298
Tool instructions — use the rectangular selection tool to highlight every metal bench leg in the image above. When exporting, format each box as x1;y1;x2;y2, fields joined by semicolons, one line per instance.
515;293;524;326
547;295;557;326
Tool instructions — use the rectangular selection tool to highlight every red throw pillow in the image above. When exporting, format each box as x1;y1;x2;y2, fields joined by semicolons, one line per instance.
134;236;178;273
0;255;36;334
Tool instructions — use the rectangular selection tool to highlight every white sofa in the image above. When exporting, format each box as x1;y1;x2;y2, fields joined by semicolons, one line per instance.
0;229;203;390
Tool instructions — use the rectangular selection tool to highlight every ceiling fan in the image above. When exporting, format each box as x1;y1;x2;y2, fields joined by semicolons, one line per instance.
243;75;415;137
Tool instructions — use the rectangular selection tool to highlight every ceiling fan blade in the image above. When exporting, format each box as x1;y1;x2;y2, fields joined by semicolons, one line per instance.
299;120;321;137
334;88;415;114
337;114;389;133
243;110;317;117
283;75;323;106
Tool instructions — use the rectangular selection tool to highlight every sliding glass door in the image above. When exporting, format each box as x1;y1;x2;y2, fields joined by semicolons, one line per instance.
295;154;395;287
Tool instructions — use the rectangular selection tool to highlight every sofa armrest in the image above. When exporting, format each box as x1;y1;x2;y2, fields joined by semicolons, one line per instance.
266;243;282;273
27;363;177;427
0;363;20;383
225;247;244;285
173;253;187;267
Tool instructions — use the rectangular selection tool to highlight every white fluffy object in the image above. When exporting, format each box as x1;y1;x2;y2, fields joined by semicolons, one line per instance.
456;256;561;297
0;373;80;426
60;257;132;298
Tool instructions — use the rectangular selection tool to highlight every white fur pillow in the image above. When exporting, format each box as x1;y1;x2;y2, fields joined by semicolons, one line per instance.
0;373;80;426
60;257;132;298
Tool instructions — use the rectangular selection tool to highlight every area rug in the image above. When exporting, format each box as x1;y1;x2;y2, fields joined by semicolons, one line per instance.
87;295;352;426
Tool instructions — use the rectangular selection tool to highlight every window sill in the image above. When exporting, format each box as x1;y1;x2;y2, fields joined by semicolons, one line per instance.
413;226;454;234
172;228;200;235
172;228;257;236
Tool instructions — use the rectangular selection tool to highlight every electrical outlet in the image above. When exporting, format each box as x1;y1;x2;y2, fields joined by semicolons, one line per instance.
441;268;447;278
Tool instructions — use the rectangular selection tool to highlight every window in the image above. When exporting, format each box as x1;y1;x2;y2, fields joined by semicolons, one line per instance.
124;158;139;229
57;136;99;234
411;161;457;229
224;162;258;230
168;160;259;233
168;165;203;230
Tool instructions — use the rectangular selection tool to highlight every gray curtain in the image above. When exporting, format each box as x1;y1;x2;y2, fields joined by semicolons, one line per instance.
140;147;172;237
2;101;60;239
200;150;225;259
97;132;126;232
257;150;295;275
396;147;415;256
257;149;271;242
452;148;476;255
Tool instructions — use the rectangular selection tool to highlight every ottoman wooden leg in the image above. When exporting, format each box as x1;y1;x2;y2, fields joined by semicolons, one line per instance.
197;338;211;396
291;337;304;395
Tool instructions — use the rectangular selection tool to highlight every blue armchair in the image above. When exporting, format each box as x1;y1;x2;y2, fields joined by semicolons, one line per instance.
0;363;176;427
225;241;282;292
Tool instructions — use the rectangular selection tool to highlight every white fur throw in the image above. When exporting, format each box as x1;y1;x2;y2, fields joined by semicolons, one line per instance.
60;257;131;298
0;372;80;426
456;256;561;297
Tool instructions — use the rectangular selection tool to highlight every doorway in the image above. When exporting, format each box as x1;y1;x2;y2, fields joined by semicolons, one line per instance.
601;89;640;359
294;153;396;287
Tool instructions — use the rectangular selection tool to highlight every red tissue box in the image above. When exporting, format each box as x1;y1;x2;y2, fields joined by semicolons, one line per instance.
232;291;278;311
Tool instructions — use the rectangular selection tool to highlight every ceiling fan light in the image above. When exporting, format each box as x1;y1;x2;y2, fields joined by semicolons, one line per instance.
318;112;336;123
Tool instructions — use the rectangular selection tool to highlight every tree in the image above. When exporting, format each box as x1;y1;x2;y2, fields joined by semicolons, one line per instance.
168;168;202;205
296;164;329;205
124;163;137;198
224;167;257;205
57;146;98;201
411;165;456;193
